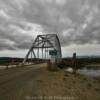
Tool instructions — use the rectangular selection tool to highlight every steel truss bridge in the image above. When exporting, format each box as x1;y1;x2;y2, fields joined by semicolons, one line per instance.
23;34;62;64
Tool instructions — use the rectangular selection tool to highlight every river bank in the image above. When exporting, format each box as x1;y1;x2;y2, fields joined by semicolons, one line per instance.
23;68;100;100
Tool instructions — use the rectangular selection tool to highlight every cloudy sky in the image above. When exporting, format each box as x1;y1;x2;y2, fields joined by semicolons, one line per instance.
0;0;100;57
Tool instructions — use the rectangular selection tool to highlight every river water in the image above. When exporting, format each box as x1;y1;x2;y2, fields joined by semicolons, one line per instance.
78;68;100;77
66;67;100;77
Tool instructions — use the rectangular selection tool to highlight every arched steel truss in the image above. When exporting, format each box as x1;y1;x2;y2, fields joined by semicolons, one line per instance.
23;34;62;64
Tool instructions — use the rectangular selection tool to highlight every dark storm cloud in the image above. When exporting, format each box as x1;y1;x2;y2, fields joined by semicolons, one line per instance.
0;0;100;50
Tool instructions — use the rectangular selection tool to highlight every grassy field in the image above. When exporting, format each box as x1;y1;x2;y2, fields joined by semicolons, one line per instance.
31;69;100;100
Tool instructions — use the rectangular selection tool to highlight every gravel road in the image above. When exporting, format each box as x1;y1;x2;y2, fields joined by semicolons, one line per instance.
0;63;47;100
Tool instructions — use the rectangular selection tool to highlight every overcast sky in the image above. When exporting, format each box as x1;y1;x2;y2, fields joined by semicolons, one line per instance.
0;0;100;57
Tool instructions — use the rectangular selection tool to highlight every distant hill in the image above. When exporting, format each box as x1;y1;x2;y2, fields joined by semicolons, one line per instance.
0;57;23;62
63;55;100;59
77;55;100;58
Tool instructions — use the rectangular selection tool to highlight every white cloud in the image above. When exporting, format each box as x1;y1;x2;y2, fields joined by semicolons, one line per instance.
0;9;11;20
56;0;67;6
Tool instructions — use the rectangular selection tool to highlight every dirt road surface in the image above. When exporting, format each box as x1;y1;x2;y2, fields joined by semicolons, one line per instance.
0;63;47;100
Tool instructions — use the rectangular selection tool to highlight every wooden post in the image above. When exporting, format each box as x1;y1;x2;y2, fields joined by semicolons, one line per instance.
73;53;77;74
